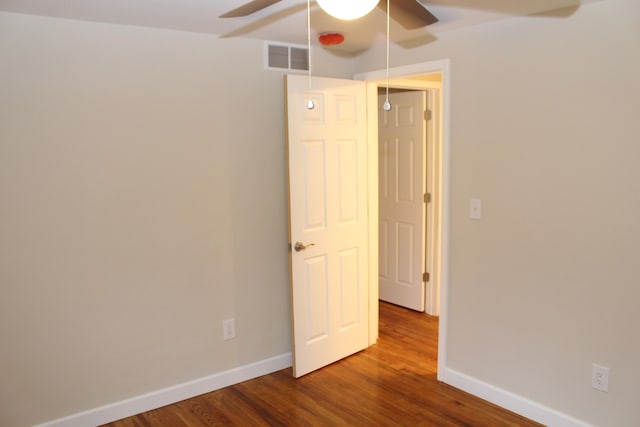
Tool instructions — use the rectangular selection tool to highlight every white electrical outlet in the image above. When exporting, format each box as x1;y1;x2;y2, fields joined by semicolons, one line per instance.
592;364;610;392
223;318;235;341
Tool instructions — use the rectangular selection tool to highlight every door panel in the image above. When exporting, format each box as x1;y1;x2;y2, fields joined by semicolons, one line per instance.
378;90;427;312
301;141;326;229
286;74;369;378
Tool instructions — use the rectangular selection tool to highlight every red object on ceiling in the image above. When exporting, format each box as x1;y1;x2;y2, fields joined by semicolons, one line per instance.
318;33;345;46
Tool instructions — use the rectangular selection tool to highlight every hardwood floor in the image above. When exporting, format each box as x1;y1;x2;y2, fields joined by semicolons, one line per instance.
103;302;543;427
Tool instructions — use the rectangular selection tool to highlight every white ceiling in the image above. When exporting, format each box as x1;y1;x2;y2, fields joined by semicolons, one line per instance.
0;0;600;52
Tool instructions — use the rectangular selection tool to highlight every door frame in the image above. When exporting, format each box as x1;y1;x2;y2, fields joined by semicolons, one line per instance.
355;59;450;381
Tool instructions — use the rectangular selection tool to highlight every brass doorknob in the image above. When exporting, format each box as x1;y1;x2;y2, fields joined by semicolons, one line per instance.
294;242;315;252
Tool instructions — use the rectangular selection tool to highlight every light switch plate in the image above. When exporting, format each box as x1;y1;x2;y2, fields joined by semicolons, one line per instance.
470;198;482;220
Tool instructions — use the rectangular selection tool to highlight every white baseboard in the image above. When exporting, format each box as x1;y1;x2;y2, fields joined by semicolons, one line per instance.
35;353;292;427
440;367;594;427
34;355;593;427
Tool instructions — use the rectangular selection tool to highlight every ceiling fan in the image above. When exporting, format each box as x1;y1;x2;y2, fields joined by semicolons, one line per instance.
220;0;439;30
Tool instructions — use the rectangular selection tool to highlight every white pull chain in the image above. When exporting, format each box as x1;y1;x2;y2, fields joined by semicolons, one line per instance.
383;0;392;112
306;0;314;110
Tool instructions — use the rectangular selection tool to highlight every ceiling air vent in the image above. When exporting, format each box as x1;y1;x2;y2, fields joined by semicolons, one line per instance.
265;42;309;72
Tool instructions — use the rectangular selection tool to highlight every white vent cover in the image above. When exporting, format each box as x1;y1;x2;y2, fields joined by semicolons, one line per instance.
265;42;309;71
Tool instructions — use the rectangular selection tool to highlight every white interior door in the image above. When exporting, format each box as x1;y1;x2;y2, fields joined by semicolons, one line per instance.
286;74;369;378
378;90;427;312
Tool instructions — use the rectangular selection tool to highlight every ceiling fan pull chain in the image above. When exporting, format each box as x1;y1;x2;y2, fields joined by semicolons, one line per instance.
306;0;314;110
383;0;392;112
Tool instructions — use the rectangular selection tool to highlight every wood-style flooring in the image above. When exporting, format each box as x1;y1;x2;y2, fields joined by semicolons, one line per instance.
102;302;543;426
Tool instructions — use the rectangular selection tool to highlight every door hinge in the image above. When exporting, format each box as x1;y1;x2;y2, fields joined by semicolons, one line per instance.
424;193;432;204
424;109;432;121
423;272;430;282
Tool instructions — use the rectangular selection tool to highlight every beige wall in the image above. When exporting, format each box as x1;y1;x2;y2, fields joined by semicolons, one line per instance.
356;0;640;425
0;12;353;427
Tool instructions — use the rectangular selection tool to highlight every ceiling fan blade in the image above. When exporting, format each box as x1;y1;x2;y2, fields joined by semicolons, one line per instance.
378;0;439;30
220;0;283;18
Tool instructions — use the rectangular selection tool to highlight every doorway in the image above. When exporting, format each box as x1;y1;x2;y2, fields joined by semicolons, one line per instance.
356;59;450;381
284;69;446;378
379;78;442;316
378;87;430;313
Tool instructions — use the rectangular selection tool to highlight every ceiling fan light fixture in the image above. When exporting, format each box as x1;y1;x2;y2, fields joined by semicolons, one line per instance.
316;0;379;20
